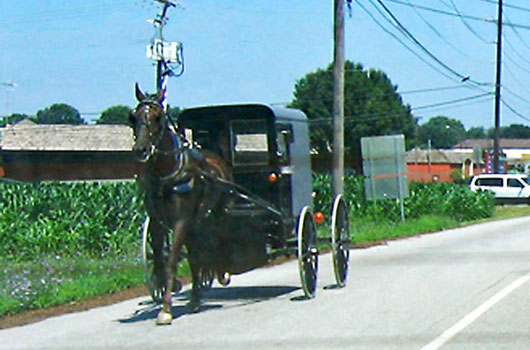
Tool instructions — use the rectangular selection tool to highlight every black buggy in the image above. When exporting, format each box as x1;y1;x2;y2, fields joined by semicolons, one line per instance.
141;103;350;300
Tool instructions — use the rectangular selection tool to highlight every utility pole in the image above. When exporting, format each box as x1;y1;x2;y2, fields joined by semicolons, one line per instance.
332;0;346;196
146;0;183;109
493;0;503;173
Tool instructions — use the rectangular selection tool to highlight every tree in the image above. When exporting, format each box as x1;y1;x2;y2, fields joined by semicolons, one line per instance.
35;103;85;125
96;105;131;125
466;126;487;139
494;124;530;139
289;61;417;171
0;113;31;126
417;116;466;149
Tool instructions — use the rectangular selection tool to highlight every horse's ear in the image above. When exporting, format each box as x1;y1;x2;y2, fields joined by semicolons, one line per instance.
135;83;145;102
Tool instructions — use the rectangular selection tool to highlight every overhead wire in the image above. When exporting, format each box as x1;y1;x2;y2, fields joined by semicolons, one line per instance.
476;0;530;14
443;0;492;44
372;0;490;88
504;13;530;53
503;34;530;65
385;0;530;31
355;0;463;84
501;98;530;122
404;0;487;62
411;92;494;111
305;92;494;126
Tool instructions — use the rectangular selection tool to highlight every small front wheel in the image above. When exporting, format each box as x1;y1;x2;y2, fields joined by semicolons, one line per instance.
331;194;350;287
297;206;319;299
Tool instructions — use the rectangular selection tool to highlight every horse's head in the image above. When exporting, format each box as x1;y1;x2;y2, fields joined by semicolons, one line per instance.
130;83;166;162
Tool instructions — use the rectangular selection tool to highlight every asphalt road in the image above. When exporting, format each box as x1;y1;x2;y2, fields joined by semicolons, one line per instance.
2;216;530;350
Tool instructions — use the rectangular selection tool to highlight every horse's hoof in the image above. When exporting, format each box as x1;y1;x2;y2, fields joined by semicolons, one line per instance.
217;272;231;286
156;311;173;325
188;300;201;313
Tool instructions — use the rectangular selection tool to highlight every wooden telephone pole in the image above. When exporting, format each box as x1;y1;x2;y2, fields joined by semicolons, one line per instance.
493;0;503;173
332;0;346;196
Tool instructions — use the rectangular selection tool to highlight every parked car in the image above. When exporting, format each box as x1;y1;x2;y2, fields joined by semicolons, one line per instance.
469;174;530;204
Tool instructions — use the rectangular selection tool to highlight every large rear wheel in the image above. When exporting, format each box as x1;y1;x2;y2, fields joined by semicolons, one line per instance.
331;195;350;287
297;206;319;298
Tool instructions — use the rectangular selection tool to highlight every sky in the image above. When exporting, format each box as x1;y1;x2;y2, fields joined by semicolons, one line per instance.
1;0;530;129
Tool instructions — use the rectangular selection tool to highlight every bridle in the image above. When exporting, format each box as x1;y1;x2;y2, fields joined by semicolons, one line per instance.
132;99;167;162
132;98;190;183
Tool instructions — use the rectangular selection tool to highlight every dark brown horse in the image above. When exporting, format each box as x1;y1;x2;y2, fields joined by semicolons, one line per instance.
130;84;232;325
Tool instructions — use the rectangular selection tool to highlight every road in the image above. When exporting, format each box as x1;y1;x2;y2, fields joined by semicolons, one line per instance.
2;217;530;350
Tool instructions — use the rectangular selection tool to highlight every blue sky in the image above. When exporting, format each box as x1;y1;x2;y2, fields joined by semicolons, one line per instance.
1;0;529;129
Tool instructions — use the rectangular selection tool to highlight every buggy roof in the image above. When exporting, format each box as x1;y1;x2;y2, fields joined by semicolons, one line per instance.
178;103;307;126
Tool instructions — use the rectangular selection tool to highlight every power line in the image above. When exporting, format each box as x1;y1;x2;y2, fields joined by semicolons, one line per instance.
385;0;530;31
404;0;488;62
444;0;491;44
412;92;494;111
504;15;530;53
306;93;495;126
503;51;530;75
501;98;530;122
501;84;530;105
399;84;470;95
384;0;494;22
503;35;530;65
372;0;488;87
355;0;463;84
476;0;530;13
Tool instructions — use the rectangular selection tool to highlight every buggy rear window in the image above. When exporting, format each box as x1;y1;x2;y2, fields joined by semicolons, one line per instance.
231;119;269;165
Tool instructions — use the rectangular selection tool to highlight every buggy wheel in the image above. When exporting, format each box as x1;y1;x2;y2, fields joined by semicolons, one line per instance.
198;267;214;291
331;194;350;287
141;217;168;303
297;206;319;298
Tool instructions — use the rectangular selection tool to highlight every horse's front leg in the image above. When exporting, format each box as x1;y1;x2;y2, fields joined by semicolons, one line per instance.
156;220;186;326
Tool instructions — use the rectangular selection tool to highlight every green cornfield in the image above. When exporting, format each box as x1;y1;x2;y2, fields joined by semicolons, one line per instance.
0;181;145;261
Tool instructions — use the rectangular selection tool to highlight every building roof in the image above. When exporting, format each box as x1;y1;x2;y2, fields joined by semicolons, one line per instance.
0;124;133;151
406;149;473;164
453;138;530;149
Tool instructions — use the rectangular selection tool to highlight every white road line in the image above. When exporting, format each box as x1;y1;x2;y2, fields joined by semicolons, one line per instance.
421;274;530;350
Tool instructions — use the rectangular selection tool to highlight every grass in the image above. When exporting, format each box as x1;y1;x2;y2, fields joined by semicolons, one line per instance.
493;205;530;220
351;215;460;245
0;252;143;317
1;205;530;319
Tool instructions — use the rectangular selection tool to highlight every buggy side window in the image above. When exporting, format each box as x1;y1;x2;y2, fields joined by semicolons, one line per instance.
276;123;293;165
231;119;269;165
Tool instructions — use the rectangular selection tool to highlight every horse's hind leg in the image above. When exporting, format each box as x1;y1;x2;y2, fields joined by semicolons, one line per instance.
156;220;186;326
188;261;202;313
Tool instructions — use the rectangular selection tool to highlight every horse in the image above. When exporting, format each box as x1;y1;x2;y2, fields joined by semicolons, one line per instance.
130;84;232;325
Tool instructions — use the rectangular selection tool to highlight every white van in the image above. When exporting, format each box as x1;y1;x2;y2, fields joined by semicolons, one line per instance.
469;174;530;204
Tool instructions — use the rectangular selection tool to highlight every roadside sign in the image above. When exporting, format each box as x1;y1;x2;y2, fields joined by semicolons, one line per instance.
361;134;409;221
